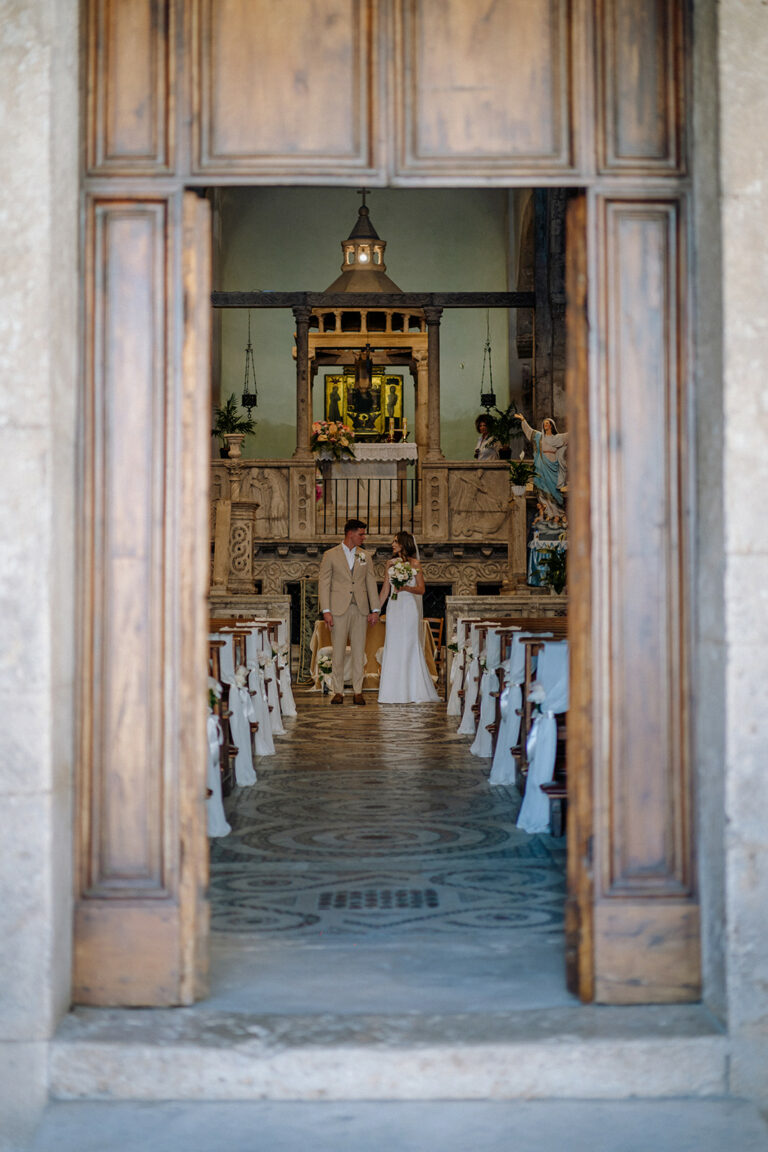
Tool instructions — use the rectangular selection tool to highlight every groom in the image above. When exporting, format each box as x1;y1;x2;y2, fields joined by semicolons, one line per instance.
318;518;380;705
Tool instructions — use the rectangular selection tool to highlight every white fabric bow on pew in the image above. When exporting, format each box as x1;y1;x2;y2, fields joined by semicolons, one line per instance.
516;641;569;834
470;627;502;758
446;620;468;716
214;633;258;786
206;710;231;838
489;632;554;786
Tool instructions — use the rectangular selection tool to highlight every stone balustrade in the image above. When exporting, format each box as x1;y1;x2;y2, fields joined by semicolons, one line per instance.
210;457;535;597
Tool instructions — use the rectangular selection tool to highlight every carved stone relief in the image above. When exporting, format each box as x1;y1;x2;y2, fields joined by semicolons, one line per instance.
243;467;289;539
250;549;510;597
448;468;509;540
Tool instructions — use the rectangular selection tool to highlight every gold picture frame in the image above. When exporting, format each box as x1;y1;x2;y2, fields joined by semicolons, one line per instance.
324;373;404;440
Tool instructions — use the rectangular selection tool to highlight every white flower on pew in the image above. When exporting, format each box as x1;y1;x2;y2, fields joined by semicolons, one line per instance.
528;681;546;713
258;651;273;669
234;665;249;689
207;676;222;711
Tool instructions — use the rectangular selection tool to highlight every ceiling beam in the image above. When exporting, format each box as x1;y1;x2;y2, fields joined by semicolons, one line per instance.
211;291;535;310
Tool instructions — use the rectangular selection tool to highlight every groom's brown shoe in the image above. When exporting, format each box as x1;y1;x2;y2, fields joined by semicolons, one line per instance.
331;693;344;704
353;693;366;706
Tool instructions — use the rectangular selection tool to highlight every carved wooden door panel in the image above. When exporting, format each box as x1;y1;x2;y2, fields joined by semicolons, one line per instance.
565;187;697;1003
75;190;211;1005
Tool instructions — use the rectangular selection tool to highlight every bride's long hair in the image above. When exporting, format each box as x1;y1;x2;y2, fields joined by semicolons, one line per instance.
393;531;418;560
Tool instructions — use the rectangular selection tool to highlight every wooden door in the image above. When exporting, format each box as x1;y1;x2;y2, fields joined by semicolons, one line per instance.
74;188;211;1005
78;0;697;1006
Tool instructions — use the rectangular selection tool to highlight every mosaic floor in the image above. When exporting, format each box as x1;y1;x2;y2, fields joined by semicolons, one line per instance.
210;691;567;941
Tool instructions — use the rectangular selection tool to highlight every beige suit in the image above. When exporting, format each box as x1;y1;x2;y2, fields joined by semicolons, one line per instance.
318;543;379;695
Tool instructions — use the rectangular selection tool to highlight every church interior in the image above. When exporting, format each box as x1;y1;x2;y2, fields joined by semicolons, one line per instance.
203;186;575;1017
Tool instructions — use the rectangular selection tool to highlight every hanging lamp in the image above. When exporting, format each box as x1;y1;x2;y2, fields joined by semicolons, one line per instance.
240;311;258;415
479;310;496;411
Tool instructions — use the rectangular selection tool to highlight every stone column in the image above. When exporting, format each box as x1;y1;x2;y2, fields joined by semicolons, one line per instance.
414;351;429;458
501;489;528;591
228;500;260;594
423;306;444;460
293;305;313;459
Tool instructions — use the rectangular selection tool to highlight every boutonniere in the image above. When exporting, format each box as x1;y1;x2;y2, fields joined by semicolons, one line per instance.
355;550;367;566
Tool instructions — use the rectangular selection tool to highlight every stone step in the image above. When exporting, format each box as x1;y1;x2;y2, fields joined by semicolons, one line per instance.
30;1098;768;1152
50;1004;727;1103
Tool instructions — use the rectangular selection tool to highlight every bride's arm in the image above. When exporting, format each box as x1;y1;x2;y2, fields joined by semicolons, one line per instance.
403;561;426;595
379;569;391;609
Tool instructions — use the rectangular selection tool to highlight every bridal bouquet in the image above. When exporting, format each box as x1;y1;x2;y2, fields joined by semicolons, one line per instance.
310;420;356;461
389;559;414;601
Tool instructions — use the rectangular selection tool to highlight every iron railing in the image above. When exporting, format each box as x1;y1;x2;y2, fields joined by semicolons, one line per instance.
319;477;417;536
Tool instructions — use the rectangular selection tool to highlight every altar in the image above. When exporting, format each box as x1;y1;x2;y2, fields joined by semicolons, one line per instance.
324;441;418;480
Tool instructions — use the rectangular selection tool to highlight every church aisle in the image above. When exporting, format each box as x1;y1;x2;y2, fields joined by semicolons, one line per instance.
207;689;573;1014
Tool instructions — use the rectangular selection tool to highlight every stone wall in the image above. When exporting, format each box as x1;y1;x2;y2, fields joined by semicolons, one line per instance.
718;0;768;1100
0;2;79;1146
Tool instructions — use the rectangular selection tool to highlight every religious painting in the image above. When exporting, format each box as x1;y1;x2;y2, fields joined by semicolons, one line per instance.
323;373;404;440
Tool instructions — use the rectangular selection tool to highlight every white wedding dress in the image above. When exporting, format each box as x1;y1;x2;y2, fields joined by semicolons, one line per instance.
378;570;440;704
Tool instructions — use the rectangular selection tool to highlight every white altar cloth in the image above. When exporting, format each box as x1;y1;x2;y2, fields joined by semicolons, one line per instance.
327;442;418;479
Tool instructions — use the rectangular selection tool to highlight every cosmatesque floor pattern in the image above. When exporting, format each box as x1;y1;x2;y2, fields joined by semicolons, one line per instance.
210;690;567;940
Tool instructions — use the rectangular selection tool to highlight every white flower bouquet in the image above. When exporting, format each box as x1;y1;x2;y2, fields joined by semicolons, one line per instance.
389;559;414;601
316;651;333;692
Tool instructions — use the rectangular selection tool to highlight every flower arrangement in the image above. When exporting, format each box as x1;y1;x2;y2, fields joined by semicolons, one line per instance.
540;545;567;594
447;633;459;653
310;420;356;461
316;651;333;692
389;559;414;601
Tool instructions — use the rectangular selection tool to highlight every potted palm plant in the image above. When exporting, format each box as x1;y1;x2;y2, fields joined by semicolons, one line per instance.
489;404;523;459
212;393;256;458
509;458;533;494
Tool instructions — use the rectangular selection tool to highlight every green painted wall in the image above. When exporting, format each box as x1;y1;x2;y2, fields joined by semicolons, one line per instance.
216;188;519;460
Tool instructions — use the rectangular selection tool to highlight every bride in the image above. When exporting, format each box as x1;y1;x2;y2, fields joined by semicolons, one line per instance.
378;532;440;704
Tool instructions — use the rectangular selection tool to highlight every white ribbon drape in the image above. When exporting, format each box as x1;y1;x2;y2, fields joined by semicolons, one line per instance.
213;633;258;785
206;712;231;838
470;628;502;758
516;641;569;834
446;619;468;715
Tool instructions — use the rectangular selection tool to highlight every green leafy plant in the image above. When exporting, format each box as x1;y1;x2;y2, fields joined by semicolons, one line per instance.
540;547;567;594
509;459;533;486
488;404;523;448
211;393;256;444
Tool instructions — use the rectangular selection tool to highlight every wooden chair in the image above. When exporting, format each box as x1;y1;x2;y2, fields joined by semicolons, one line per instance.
424;617;444;650
424;618;444;684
